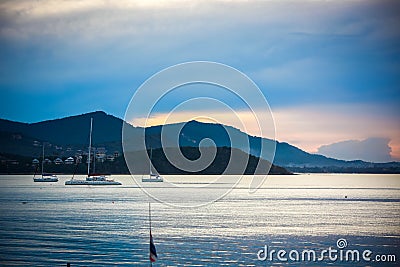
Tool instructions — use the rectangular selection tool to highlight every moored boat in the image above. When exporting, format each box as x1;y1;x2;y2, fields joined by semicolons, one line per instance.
65;118;121;186
142;148;163;183
65;174;121;185
33;144;58;182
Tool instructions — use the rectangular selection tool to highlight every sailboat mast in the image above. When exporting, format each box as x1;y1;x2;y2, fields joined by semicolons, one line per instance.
149;148;153;175
149;202;152;233
149;202;152;267
93;147;96;173
148;202;157;265
87;118;93;177
41;143;45;178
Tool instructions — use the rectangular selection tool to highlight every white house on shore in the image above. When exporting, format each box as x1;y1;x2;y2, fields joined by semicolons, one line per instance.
54;158;63;165
65;157;75;164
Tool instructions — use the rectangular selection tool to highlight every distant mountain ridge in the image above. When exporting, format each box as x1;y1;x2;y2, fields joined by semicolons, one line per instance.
144;119;357;168
1;111;399;173
0;111;130;145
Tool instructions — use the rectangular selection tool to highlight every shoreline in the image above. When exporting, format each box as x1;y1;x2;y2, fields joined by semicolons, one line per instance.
1;172;399;175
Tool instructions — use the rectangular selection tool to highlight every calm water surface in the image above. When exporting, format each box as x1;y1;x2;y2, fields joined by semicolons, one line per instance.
0;174;399;266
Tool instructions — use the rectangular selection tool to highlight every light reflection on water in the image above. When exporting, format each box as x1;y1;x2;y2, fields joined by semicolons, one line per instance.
0;174;399;266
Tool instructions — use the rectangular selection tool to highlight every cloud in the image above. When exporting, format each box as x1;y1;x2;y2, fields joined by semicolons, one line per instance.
1;1;399;94
272;103;400;161
317;137;393;163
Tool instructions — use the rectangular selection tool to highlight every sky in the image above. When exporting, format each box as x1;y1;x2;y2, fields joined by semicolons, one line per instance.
0;0;399;162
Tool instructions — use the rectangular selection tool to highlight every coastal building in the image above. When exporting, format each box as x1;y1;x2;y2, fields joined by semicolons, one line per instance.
54;158;63;164
65;157;75;164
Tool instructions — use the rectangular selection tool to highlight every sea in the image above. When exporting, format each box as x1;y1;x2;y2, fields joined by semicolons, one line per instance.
0;174;399;266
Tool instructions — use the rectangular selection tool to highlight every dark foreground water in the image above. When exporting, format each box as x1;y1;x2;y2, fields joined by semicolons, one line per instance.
0;174;399;266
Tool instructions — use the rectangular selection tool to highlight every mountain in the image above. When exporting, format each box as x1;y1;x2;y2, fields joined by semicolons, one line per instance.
145;120;342;167
0;111;399;173
144;121;400;172
0;111;136;145
0;111;140;159
0;111;290;174
125;146;291;175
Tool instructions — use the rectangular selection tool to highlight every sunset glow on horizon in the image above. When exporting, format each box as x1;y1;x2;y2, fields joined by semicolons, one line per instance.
129;103;400;162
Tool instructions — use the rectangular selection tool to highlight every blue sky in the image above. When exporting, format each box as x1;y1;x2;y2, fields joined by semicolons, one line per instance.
0;0;399;161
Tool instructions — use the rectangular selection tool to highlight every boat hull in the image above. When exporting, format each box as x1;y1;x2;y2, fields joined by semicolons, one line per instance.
34;177;58;182
142;178;163;182
65;180;121;185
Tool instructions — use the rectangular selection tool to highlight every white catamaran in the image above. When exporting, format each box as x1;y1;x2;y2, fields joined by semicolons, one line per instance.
65;118;121;185
33;143;58;182
142;148;163;183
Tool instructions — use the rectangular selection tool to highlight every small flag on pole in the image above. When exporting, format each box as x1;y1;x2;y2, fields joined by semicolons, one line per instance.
149;202;158;264
150;232;158;262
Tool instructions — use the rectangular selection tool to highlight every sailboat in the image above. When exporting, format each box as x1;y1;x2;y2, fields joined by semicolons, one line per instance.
33;143;58;182
65;118;121;185
142;148;163;183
